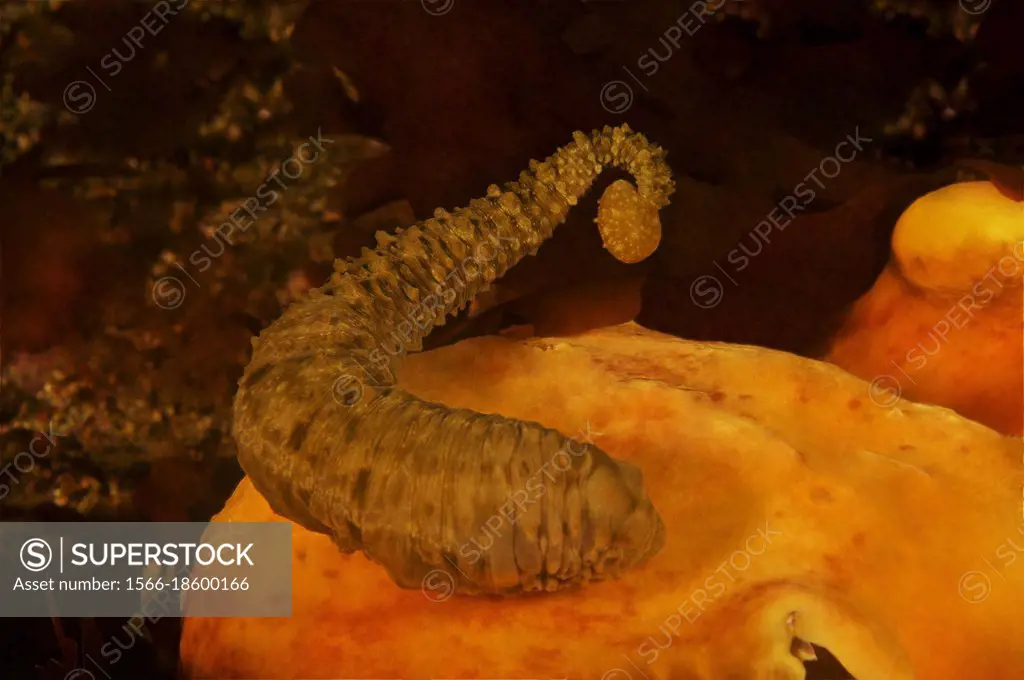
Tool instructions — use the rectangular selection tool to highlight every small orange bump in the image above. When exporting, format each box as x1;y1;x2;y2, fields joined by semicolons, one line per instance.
810;486;833;504
527;646;565;665
823;554;846;581
653;569;679;586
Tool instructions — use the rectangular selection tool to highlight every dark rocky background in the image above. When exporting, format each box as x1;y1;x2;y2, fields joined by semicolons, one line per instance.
1;0;1022;677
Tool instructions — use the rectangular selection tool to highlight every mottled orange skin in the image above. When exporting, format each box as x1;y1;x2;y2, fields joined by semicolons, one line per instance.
181;324;1023;680
828;267;1022;435
828;181;1024;436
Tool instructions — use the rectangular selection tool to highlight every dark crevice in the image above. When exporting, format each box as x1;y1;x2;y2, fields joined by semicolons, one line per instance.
804;643;856;680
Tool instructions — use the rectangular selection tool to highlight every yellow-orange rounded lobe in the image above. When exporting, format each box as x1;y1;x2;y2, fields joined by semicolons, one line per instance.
892;180;1024;293
596;179;662;264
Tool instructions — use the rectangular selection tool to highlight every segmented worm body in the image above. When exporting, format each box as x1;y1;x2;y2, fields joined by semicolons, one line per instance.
233;125;674;594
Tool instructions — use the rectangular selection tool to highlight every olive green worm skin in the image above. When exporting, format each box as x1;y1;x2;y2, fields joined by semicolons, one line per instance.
233;125;674;595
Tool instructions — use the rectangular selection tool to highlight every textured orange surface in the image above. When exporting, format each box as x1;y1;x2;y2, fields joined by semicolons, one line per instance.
181;323;1023;679
829;181;1024;436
